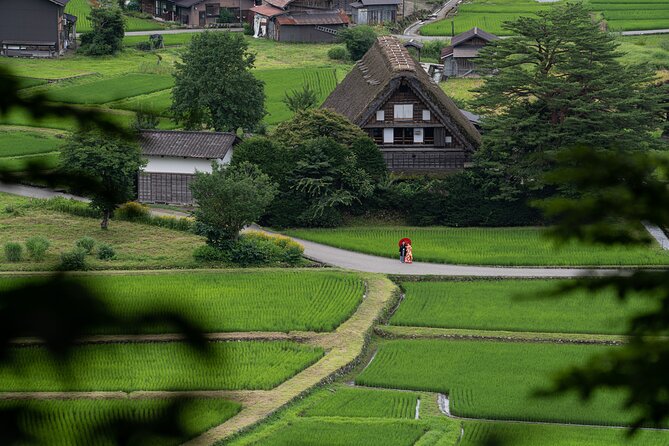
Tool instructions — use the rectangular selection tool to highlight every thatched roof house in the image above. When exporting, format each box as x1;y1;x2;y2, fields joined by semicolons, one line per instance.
322;36;481;172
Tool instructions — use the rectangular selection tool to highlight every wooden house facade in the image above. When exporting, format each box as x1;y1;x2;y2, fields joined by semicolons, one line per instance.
440;27;498;78
322;36;481;173
138;130;238;205
250;0;348;42
140;0;254;26
0;0;76;57
350;0;400;25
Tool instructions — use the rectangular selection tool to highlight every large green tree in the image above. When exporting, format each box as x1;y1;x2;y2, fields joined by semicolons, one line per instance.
473;3;665;200
80;7;126;56
171;32;266;132
190;162;277;246
61;130;146;229
337;26;377;61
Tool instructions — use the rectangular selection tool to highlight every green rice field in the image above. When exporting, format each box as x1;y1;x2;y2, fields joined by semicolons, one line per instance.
65;0;165;33
0;341;323;392
461;421;669;446
301;387;419;419
285;227;669;266
0;128;64;171
356;339;640;426
420;0;669;36
1;398;241;446
0;271;364;333
391;279;655;334
43;74;174;105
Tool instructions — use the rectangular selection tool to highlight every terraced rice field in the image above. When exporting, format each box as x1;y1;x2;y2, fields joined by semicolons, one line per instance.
420;0;669;36
1;398;241;446
0;271;365;333
0;128;64;171
302;387;419;419
0;341;323;392
65;0;165;33
356;339;641;426
285;227;669;266
43;74;174;105
460;421;669;446
391;279;655;334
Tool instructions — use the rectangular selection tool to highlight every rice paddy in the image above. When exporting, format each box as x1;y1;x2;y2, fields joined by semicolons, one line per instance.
301;387;419;419
65;0;166;33
356;339;640;426
285;227;669;266
390;279;655;335
0;341;323;392
42;74;174;105
0;271;365;333
1;398;241;446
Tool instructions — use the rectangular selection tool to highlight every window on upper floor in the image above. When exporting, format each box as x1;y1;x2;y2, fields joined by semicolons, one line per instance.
394;104;413;120
376;110;385;121
422;110;431;121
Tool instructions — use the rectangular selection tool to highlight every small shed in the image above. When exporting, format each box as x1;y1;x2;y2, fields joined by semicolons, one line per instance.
350;0;400;25
440;27;498;78
273;10;349;43
138;130;239;205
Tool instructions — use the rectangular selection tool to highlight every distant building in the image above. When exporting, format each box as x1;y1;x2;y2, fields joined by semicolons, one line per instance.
138;130;239;205
0;0;76;57
350;0;400;25
250;0;348;43
140;0;254;26
440;27;499;78
322;36;481;173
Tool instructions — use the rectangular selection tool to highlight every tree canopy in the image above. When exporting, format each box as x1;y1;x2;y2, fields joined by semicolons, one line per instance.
80;7;126;56
337;26;377;61
171;32;266;132
473;2;666;200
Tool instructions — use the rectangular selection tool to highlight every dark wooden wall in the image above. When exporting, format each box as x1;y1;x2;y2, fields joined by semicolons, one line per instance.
138;172;195;205
0;0;61;48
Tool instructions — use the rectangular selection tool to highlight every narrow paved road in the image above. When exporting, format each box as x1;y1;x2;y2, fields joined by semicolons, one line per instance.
124;27;242;37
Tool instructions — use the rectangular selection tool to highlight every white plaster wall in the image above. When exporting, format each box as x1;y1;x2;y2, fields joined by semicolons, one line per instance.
143;152;233;174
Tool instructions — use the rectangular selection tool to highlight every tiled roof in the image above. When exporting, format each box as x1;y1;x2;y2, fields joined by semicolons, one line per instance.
48;0;71;5
440;45;453;59
265;0;294;9
251;4;286;17
352;0;401;5
276;10;349;25
451;27;499;46
140;131;238;159
321;36;480;151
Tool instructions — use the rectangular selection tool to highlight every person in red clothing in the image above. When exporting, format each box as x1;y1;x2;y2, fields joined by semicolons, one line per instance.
405;243;413;264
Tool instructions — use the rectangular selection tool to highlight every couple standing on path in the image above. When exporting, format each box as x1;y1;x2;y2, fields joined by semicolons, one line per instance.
399;239;413;264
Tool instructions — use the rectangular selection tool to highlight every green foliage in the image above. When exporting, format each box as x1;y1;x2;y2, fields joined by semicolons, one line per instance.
96;243;116;260
284;226;669;266
391;279;656;335
59;248;88;271
282;84;319;113
303;388;419;419
219;8;236;23
25;236;50;261
327;46;349;61
135;41;152;51
356;339;638;426
192;244;229;262
4;242;23;262
473;3;666;200
80;7;126;56
337;26;377;61
60;130;146;229
75;236;96;254
0;341;323;391
114;201;151;221
229;231;304;266
191;162;277;245
171;32;266;132
274;108;368;149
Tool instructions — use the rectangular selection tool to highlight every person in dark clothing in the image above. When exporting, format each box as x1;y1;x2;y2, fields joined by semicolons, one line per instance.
399;241;407;263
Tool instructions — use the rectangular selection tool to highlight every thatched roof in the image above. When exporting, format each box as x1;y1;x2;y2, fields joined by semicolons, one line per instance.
322;36;481;150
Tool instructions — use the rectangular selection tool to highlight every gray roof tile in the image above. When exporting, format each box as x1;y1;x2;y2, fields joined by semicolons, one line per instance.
140;131;238;159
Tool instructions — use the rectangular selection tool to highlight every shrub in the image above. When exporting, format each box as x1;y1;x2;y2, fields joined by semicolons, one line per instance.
25;236;50;261
97;243;116;260
337;26;377;61
135;41;152;51
115;202;151;221
229;231;304;266
327;46;349;61
193;244;230;263
75;237;96;254
4;242;23;262
59;248;88;271
243;22;254;35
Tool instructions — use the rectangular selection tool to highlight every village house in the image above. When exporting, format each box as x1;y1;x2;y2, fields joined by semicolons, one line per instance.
138;130;238;205
350;0;400;25
251;0;348;43
440;27;499;78
0;0;76;57
140;0;254;26
322;36;481;172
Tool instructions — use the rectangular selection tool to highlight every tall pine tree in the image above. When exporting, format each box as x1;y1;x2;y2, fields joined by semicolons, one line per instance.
473;3;666;200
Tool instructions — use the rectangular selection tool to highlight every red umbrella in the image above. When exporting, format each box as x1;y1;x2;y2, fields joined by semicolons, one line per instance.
398;237;412;247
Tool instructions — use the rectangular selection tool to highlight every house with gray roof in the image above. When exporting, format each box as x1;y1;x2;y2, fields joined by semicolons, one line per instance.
322;36;481;173
350;0;400;25
140;0;254;26
440;27;499;78
1;0;76;57
138;130;239;205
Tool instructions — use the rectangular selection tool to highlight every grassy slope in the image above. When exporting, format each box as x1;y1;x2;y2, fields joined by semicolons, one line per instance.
285;226;669;266
2;398;241;446
356;339;637;426
0;341;323;392
0;193;203;270
390;279;655;334
0;271;364;333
